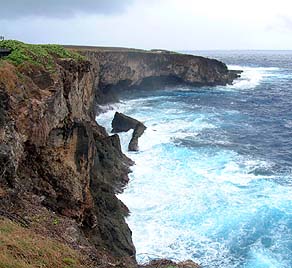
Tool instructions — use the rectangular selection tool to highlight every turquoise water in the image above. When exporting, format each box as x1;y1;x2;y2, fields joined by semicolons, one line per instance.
96;52;292;268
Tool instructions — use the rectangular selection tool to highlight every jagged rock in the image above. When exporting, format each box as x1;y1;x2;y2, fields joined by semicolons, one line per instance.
111;112;146;151
129;123;147;151
0;57;136;266
142;258;200;268
112;112;141;133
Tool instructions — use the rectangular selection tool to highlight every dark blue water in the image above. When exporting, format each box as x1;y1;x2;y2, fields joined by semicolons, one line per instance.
97;51;292;268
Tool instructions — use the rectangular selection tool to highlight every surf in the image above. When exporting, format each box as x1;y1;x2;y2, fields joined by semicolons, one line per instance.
96;57;292;268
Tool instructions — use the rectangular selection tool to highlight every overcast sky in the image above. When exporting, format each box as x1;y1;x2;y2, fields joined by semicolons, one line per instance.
1;0;292;50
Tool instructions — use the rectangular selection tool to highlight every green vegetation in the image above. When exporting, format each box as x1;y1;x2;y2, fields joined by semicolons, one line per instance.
52;218;60;225
0;218;89;268
63;257;76;266
0;40;85;70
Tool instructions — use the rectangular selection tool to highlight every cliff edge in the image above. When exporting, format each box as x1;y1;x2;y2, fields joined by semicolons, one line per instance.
70;46;240;103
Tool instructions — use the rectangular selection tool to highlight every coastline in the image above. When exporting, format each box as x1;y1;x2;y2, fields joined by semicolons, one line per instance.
0;41;240;267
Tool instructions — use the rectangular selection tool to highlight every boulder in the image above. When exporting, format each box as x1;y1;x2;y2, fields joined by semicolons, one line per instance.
142;259;200;268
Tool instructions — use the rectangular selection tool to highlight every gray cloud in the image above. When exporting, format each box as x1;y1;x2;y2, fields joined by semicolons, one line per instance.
0;0;133;19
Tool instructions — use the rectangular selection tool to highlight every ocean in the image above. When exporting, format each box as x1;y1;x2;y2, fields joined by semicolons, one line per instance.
96;51;292;268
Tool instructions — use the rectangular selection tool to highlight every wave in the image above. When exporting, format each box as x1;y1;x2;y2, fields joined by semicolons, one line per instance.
227;65;280;90
96;60;292;267
119;137;291;267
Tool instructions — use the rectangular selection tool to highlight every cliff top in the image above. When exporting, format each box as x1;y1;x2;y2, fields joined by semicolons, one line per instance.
0;40;223;70
64;45;179;54
0;40;85;70
0;40;181;70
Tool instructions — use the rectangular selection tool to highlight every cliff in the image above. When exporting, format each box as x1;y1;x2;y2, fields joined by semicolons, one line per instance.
73;47;240;103
0;41;135;267
0;41;240;267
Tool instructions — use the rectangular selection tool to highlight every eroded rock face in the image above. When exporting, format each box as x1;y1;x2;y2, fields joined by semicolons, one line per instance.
82;50;241;102
0;59;135;265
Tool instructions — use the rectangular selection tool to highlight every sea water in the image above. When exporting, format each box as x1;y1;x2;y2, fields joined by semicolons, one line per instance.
96;51;292;268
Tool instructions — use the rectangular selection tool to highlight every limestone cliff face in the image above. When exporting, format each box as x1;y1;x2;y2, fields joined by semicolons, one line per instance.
0;58;135;266
0;46;240;267
81;50;240;101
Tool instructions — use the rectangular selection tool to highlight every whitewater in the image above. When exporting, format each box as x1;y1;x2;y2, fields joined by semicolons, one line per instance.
96;51;292;268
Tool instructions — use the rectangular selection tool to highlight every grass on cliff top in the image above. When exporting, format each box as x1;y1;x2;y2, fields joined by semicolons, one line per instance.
0;40;85;70
0;218;89;268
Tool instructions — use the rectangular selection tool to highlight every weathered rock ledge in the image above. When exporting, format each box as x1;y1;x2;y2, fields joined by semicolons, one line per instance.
0;42;240;267
70;46;241;103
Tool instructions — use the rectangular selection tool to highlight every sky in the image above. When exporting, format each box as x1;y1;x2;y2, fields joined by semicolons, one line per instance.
1;0;292;50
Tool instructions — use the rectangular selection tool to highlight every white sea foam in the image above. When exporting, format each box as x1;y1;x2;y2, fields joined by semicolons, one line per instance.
117;116;290;267
227;65;280;90
96;67;291;268
284;119;292;129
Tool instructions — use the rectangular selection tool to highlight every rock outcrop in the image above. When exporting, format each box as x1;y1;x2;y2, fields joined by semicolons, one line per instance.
128;123;147;152
112;112;142;133
112;112;146;152
142;259;200;268
0;56;136;266
75;48;241;103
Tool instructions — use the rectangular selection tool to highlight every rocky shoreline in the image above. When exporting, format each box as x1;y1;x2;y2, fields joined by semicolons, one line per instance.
0;41;240;267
